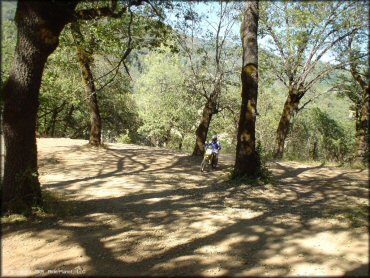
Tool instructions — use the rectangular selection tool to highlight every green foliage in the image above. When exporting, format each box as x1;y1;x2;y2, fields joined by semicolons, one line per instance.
1;19;16;86
116;130;133;144
326;203;369;228
230;140;274;186
229;141;272;184
1;1;16;21
169;1;242;151
1;190;75;220
0;19;16;108
259;1;367;162
254;141;273;183
38;30;86;138
1;0;364;169
314;109;348;155
133;47;198;149
286;107;354;162
246;74;356;164
255;83;287;158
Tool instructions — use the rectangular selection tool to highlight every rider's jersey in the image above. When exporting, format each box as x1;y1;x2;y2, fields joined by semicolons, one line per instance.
205;141;221;152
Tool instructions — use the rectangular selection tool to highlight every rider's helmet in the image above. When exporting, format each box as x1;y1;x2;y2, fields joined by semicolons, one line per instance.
212;135;217;142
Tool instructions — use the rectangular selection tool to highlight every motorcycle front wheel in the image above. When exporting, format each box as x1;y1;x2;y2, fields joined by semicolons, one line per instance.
211;154;217;169
201;159;208;172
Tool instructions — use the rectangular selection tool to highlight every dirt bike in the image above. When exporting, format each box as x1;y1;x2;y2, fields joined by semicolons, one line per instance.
201;146;218;172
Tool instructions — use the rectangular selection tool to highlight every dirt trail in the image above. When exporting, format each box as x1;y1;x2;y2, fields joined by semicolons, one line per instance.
2;138;369;276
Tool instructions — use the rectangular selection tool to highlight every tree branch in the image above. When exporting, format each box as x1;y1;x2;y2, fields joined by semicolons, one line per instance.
73;0;143;21
95;8;134;92
300;2;352;76
143;0;165;20
297;86;338;112
304;52;368;92
348;34;368;90
74;6;126;21
297;27;362;87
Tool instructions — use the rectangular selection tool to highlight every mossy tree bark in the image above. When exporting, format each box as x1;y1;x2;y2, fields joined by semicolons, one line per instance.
71;21;102;146
347;35;369;163
192;99;216;156
351;70;369;163
355;95;369;162
273;91;303;159
234;0;260;177
2;1;77;213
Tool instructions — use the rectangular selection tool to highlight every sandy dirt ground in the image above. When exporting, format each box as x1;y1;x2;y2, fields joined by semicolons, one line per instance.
2;138;369;276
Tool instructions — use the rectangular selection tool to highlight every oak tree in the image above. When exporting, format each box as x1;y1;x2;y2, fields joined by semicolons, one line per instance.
234;0;260;177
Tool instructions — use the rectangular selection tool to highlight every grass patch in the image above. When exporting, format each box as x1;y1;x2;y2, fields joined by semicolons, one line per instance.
226;166;275;188
1;213;27;224
229;174;273;187
338;160;368;170
331;204;369;228
36;190;75;218
280;158;368;170
1;190;75;224
38;156;60;167
228;160;275;186
341;204;368;228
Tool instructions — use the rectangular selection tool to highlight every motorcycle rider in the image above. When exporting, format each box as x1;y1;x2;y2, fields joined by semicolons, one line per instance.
205;135;221;168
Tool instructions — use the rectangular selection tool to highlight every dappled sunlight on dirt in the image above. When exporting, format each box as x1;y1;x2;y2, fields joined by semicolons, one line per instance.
2;138;369;276
2;228;88;276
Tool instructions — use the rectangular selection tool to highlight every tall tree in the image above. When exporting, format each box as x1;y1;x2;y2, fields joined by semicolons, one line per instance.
334;31;369;163
71;21;102;146
2;1;78;212
234;0;259;177
1;0;148;213
171;1;241;156
69;1;170;145
347;37;369;163
259;1;366;159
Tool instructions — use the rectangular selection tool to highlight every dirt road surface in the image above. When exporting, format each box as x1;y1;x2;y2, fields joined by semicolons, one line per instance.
2;138;369;276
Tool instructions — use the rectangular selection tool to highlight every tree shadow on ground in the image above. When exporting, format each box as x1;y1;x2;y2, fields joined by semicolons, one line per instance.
343;263;369;277
2;143;369;276
271;161;326;179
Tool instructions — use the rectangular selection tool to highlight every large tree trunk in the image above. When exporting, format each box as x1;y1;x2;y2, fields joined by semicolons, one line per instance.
273;92;301;159
71;22;102;146
355;87;369;162
234;0;259;177
2;1;77;213
348;36;368;163
192;100;214;156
